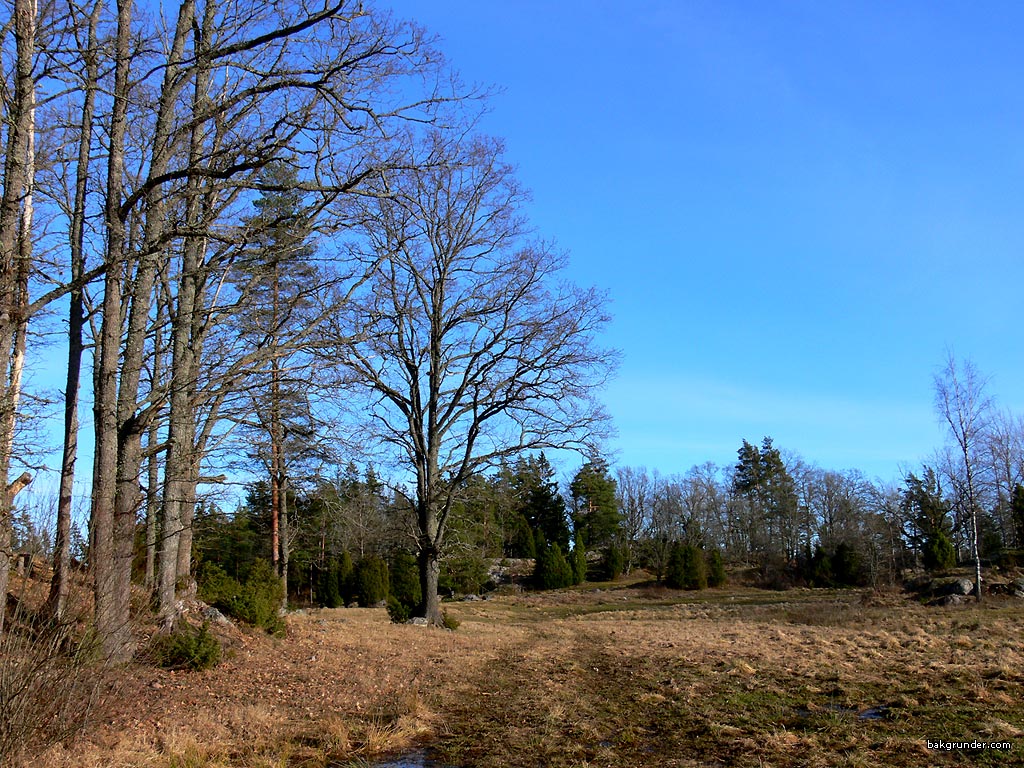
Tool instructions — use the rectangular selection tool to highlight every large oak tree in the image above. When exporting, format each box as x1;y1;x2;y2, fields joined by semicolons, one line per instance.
330;131;615;624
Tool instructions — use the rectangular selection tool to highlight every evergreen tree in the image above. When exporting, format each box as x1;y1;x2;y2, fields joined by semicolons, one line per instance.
513;454;571;550
354;555;389;606
901;468;955;570
534;541;573;590
707;548;727;587
571;533;588;584
570;458;620;549
923;531;956;571
681;544;707;590
665;541;686;589
731;437;800;566
1012;484;1024;550
603;542;624;581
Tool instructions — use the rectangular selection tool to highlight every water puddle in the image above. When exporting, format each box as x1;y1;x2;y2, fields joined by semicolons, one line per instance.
366;748;451;768
857;705;891;721
794;704;892;722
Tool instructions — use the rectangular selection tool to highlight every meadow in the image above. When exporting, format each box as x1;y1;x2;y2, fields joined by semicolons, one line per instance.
31;579;1024;768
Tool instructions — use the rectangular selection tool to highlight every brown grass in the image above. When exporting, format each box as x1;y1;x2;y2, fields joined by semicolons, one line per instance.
20;585;1024;768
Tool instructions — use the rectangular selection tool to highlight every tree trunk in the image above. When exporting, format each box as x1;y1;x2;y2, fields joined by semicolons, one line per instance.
92;0;134;663
45;2;100;624
0;0;37;637
418;542;442;625
280;473;290;609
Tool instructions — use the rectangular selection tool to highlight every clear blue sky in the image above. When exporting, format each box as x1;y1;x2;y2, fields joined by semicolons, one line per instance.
390;0;1024;483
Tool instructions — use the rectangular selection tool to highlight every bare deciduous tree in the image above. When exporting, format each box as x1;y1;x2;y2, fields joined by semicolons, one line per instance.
329;131;616;624
934;353;992;601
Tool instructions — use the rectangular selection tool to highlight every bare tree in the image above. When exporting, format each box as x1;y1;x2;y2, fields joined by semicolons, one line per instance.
984;409;1024;548
934;353;992;601
42;0;104;624
0;0;39;636
329;131;616;624
616;466;653;573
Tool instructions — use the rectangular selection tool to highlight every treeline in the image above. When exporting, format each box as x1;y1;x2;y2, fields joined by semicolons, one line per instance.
181;394;1023;609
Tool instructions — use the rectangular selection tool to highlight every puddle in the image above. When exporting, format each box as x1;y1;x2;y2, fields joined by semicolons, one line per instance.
364;749;451;768
794;704;892;722
857;705;891;721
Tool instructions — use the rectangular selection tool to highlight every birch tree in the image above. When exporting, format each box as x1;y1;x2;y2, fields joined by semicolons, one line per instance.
934;353;992;601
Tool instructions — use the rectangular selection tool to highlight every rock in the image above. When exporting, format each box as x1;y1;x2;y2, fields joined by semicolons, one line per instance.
202;606;232;626
462;593;481;601
950;578;976;596
928;594;964;607
407;617;429;626
1012;578;1024;598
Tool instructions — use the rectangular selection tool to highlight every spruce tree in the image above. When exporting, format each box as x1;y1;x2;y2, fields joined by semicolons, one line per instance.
570;459;620;549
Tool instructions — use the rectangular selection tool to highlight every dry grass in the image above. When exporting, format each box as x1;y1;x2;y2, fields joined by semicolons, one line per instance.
19;584;1024;768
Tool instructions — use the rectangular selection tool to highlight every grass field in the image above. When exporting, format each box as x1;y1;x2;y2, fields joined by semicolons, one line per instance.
31;579;1024;768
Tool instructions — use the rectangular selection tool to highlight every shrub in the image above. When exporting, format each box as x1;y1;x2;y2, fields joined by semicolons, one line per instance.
387;550;421;623
534;542;574;590
149;623;221;671
603;542;624;581
337;550;355;604
666;542;706;589
354;555;389;607
832;542;862;586
807;546;833;587
386;595;413;624
707;548;727;587
441;610;460;631
0;612;101;765
318;557;343;608
389;550;421;606
199;559;285;635
682;544;707;590
508;515;536;559
923;531;956;572
440;553;489;596
571;534;587;585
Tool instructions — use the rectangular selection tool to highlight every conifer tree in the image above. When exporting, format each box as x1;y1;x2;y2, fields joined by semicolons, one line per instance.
571;533;588;584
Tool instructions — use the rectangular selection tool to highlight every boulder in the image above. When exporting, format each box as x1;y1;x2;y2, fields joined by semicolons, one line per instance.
407;617;429;627
948;578;976;596
928;594;964;607
202;606;232;626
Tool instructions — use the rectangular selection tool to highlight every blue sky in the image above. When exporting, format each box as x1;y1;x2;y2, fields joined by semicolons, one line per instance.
389;0;1024;482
